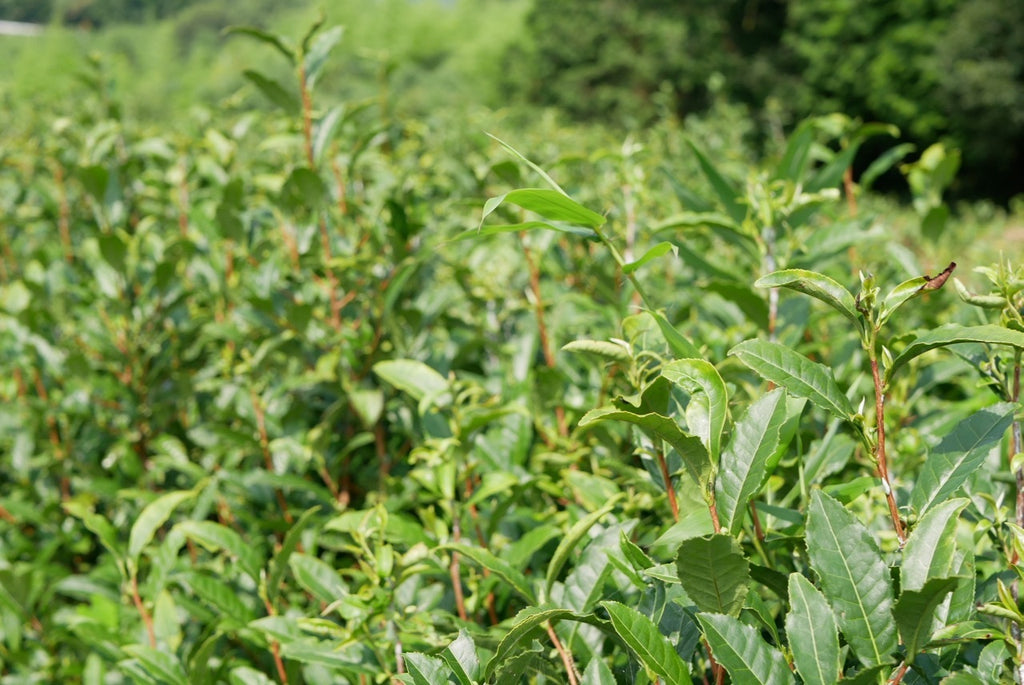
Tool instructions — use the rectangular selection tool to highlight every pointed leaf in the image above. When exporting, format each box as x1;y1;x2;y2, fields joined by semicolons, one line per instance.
581;656;616;685
266;506;321;599
175;520;263;584
911;404;1015;515
889;325;1024;378
806;490;898;667
697;613;795;685
225;26;296;62
63;501;125;570
676;534;750;616
579;406;711;490
662;359;728;461
602;601;692;684
686;140;746;224
894;577;959;663
128;490;195;563
775;119;816;184
120;646;188;685
373;359;450;406
717;388;789;535
454;220;598;241
179;572;256;626
241;70;299;114
303;25;343;89
545;500;619;592
622;241;677;275
484;606;603;679
440;631;479;685
312;104;346;166
439;543;536;604
786;574;841;685
755;269;860;327
730;340;855;422
562;339;632;362
481;189;605;229
902;498;969;592
648;310;702;359
486;133;567;195
289;553;348;604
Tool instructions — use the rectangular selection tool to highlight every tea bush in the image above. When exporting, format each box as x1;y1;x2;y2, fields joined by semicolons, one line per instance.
2;15;1024;685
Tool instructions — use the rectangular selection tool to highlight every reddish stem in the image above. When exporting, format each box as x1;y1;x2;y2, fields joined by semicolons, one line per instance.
871;358;906;545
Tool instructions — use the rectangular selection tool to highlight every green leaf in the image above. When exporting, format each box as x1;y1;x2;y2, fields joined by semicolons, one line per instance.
581;656;616;685
889;325;1024;379
224;26;296;62
775;119;816;184
717;387;789;535
601;600;692;684
806;490;898;667
786;574;841;685
622;241;677;275
860;143;915;191
878;276;929;326
686;140;746;224
894;577;959;663
289;553;347;604
128;490;195;564
648;310;702;359
267;506;321;601
545;500;619;592
439;543;536;604
453;220;598;241
312;104;346;166
280;167;326;211
174;520;263;584
484;606;600;679
178;572;256;627
481;189;606;229
562;339;632;362
486;133;567;195
373;359;450;407
241;70;299;114
697;612;795;685
676;534;751;616
902;498;970;592
303;25;343;90
911;404;1015;515
578;406;711;492
661;359;728;463
441;630;479;685
730;340;855;422
63;501;126;574
120;646;188;685
755;269;860;328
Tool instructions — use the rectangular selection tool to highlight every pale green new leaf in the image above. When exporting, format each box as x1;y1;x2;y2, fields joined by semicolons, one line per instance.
622;241;677;275
786;574;841;685
241;70;299;114
562;339;632;362
686;140;746;224
911;404;1015;515
889;325;1024;379
806;490;898;667
661;359;728;463
128;490;195;563
648;310;702;359
439;543;536;604
894;577;959;663
902;498;969;591
441;631;478;685
303;25;343;89
717;387;789;535
453;221;598;241
486;133;567;195
676;534;750;616
730;340;855;422
697;613;795;685
373;359;450;406
480;188;605;229
878;275;930;326
756;269;860;327
602;600;692;684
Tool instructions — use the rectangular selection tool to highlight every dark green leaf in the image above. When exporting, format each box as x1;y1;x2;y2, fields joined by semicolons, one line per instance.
806;490;898;667
697;612;795;685
756;269;860;328
786;574;841;685
895;577;959;663
661;358;728;463
902;498;969;591
676;534;750;616
241;70;299;113
602;600;692;684
439;542;536;604
889;325;1024;379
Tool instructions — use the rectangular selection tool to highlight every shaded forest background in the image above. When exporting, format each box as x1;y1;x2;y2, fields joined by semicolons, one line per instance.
2;0;1022;201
